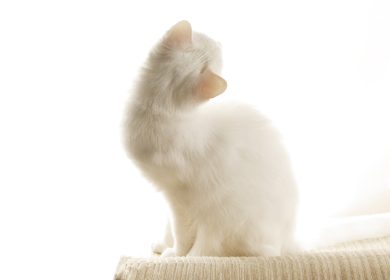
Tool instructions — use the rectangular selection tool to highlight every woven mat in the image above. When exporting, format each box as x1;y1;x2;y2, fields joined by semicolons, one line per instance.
114;236;390;280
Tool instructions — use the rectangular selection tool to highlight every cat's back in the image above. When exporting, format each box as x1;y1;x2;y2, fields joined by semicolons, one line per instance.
200;102;282;150
198;102;294;185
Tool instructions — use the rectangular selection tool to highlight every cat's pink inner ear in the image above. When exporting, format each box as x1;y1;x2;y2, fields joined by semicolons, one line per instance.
196;70;227;100
165;20;192;49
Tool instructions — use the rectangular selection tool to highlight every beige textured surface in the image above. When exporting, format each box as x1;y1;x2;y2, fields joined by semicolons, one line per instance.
114;236;390;280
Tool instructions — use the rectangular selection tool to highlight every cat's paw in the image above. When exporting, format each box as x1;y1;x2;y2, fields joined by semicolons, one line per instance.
151;241;169;255
161;248;176;257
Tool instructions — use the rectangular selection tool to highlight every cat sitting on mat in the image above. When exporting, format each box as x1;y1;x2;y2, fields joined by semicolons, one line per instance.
123;20;390;257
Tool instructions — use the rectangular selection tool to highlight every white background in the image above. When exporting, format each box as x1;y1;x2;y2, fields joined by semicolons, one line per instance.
0;0;389;279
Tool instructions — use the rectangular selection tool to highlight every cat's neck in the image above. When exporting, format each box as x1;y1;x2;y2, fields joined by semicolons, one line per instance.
131;88;197;123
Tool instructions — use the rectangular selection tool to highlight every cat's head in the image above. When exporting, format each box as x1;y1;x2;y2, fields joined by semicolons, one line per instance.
144;21;227;111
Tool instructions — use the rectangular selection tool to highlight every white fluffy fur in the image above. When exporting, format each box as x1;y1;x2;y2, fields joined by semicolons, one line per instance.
123;21;298;256
123;21;390;257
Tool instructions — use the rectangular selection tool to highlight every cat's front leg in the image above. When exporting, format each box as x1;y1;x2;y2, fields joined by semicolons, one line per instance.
160;213;195;257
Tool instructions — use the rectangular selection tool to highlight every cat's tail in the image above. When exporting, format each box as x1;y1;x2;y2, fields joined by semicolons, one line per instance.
303;212;390;250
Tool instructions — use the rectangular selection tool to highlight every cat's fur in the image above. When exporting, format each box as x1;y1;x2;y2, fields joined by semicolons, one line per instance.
123;21;298;256
123;21;390;256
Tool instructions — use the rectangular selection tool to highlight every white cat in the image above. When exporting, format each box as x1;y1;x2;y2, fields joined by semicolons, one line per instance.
123;20;390;257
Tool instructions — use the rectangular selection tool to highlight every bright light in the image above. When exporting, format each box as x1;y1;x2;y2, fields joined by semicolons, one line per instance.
0;1;389;279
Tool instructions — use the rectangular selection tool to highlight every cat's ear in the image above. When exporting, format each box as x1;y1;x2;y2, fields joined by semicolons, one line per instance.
196;69;227;99
164;20;192;49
